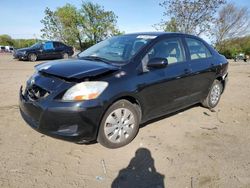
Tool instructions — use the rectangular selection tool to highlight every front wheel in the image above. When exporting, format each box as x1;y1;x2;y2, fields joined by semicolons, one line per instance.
28;53;37;62
202;80;223;109
97;100;140;148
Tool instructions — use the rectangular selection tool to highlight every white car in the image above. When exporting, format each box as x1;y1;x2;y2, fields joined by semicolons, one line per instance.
0;46;6;52
5;46;14;53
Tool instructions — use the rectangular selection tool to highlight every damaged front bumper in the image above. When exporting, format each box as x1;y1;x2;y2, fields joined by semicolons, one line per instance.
13;51;28;60
19;76;105;143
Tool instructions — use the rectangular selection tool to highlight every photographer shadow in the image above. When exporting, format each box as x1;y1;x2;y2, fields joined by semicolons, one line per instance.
111;148;165;188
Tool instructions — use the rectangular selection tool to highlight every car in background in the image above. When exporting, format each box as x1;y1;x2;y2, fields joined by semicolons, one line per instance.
0;46;6;53
234;53;248;62
5;46;14;53
19;32;228;148
14;41;74;61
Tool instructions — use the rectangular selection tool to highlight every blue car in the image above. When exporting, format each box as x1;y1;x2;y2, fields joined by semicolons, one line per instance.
14;41;74;61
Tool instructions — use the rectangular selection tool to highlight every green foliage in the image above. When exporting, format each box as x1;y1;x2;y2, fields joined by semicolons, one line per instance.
157;0;225;36
217;36;250;58
56;4;81;47
40;1;122;50
0;35;39;49
164;18;179;32
79;2;119;44
0;35;39;48
0;35;14;46
13;39;40;49
40;4;82;48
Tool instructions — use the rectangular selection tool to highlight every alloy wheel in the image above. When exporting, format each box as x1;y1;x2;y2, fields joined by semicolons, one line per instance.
29;54;37;61
210;84;221;105
63;53;69;59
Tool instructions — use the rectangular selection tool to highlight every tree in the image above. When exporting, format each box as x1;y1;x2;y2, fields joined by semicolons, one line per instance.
79;2;119;45
40;2;121;50
156;0;225;36
214;3;250;50
56;4;83;48
0;35;14;46
41;7;65;42
162;18;178;32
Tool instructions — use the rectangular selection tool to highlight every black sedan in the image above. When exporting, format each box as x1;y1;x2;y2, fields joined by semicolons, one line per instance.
14;41;74;61
19;32;228;148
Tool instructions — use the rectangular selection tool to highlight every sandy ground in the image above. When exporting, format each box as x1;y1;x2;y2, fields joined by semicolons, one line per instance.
0;54;250;188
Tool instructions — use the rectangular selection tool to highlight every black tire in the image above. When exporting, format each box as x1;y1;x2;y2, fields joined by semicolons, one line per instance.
97;100;140;148
28;53;37;62
202;80;223;109
62;52;69;59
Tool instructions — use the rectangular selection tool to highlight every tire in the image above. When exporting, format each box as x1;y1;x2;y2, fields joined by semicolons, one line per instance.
28;53;37;62
62;52;69;59
97;100;140;148
202;80;223;109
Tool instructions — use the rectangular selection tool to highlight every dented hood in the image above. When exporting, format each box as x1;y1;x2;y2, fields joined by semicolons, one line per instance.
36;59;118;80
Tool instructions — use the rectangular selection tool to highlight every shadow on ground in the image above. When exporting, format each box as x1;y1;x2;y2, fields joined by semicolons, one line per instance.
112;148;165;188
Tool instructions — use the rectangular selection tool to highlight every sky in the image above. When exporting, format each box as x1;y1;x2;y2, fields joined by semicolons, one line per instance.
0;0;249;39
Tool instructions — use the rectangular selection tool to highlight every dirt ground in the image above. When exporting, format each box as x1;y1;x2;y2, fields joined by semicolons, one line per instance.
0;54;250;188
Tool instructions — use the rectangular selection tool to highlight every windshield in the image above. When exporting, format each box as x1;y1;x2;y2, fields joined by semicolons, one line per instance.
78;35;157;63
30;42;42;49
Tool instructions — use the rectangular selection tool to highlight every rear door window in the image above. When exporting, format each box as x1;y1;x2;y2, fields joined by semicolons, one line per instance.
43;42;54;50
185;38;212;60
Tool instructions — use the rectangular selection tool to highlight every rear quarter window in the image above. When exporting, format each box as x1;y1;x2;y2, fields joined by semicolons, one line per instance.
186;38;212;60
54;42;67;48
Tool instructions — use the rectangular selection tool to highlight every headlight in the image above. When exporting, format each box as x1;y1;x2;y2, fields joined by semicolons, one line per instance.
62;81;108;101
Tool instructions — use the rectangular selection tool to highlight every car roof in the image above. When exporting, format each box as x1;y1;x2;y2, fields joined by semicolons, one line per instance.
43;41;55;43
123;32;202;39
43;41;68;45
124;32;185;36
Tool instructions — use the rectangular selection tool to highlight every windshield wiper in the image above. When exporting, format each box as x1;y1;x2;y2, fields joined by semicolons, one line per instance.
80;56;110;64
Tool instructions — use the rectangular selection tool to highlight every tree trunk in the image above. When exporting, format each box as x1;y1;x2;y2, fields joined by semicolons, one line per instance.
77;33;83;51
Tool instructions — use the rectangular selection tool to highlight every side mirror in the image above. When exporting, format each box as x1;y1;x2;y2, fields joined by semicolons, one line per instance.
37;45;42;52
147;58;168;68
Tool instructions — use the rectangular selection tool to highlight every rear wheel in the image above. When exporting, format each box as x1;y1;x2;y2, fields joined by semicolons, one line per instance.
62;52;69;59
202;80;223;109
28;53;37;62
97;100;140;148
